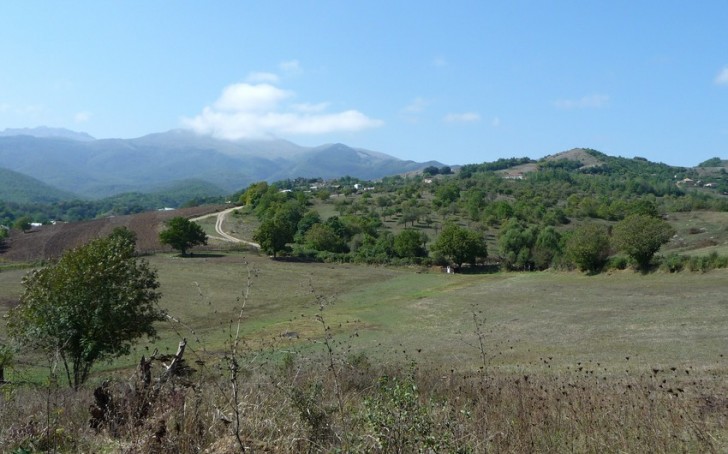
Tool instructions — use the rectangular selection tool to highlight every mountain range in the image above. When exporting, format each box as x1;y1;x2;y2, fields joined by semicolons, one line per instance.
0;127;443;202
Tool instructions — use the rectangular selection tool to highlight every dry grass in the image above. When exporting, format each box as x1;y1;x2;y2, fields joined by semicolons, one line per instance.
2;347;726;453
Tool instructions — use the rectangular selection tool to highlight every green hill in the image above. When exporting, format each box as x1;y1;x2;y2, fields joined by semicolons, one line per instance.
0;167;79;204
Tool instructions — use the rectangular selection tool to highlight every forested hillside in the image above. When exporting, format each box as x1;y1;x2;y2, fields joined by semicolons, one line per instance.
238;149;728;273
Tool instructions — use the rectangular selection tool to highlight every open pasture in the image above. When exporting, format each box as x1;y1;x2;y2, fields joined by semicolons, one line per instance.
3;252;728;376
2;252;717;378
3;252;728;452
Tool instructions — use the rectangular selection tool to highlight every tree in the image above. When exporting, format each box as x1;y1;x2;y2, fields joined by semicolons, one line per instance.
532;226;562;270
422;165;440;176
432;223;487;268
393;229;428;258
110;225;138;245
13;215;32;233
159;216;207;256
239;181;269;207
498;220;537;270
565;223;611;273
7;234;164;389
253;200;304;257
613;214;675;270
304;223;349;253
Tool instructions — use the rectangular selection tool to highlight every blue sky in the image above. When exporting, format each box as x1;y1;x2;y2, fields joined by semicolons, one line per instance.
1;1;727;167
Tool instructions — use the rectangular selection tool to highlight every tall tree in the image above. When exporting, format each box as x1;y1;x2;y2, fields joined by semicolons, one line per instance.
253;199;304;257
532;226;562;270
432;223;487;268
159;216;208;256
613;214;674;270
7;234;164;389
498;220;538;270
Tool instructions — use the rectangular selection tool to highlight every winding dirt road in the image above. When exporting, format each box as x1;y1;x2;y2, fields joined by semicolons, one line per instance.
191;207;260;249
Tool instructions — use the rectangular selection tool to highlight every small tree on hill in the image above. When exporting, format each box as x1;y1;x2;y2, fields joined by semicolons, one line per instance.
613;214;674;270
394;229;429;259
565;223;611;273
13;216;32;233
7;233;164;389
159;216;207;256
432;223;487;268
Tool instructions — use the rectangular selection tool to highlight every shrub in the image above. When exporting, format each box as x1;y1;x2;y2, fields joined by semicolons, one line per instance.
660;253;687;273
607;255;629;270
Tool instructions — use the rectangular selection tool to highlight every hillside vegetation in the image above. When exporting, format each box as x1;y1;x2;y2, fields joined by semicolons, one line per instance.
226;149;728;274
2;149;728;452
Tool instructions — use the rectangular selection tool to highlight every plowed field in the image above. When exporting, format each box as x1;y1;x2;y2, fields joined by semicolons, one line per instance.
0;205;226;262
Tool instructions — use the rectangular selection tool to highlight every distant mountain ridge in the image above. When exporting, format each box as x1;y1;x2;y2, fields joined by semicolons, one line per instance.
0;126;95;141
0;128;443;200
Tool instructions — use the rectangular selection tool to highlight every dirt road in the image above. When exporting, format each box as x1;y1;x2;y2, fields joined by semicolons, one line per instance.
191;207;260;249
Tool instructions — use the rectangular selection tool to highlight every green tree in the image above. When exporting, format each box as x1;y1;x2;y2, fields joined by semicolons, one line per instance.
498;220;538;270
422;165;440;176
7;234;163;389
433;182;460;208
304;223;349;253
532;226;562;270
13;215;32;233
253;200;304;257
613;214;675;270
295;210;323;242
159;216;208;256
393;229;428;258
565;223;611;273
239;181;269;207
432;223;487;268
110;226;138;245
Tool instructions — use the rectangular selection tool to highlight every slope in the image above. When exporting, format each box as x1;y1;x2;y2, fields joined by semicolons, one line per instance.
0;167;79;204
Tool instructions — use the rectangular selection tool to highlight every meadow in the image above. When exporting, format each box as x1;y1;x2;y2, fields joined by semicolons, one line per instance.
3;250;728;452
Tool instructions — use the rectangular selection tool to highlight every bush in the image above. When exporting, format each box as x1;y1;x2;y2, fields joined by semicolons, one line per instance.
660;253;687;273
607;255;629;270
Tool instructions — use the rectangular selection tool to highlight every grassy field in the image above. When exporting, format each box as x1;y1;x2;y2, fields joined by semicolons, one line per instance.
5;252;727;378
4;251;728;452
666;211;728;256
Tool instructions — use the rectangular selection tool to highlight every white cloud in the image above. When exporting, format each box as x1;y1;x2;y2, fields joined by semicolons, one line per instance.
213;83;292;112
246;71;280;84
554;94;609;109
183;82;382;140
443;112;481;123
292;102;330;113
715;67;728;85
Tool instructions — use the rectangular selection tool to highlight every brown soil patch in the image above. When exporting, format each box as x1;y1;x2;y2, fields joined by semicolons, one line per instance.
0;205;226;262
